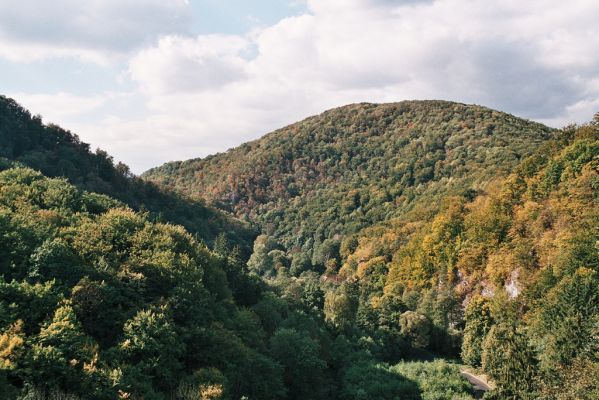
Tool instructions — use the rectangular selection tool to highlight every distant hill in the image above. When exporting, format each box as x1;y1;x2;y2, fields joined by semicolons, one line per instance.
0;95;255;253
144;100;556;273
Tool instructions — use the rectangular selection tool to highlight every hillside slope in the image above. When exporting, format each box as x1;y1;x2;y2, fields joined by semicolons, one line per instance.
0;96;481;400
0;95;255;252
3;96;594;400
142;102;599;400
372;121;598;399
144;101;556;273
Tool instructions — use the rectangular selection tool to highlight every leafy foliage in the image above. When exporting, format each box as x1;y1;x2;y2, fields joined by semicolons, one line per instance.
2;96;596;399
0;95;255;254
0;167;319;399
145;101;555;273
147;103;597;399
390;360;474;400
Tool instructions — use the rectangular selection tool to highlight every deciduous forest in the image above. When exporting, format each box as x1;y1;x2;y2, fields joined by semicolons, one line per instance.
1;96;597;399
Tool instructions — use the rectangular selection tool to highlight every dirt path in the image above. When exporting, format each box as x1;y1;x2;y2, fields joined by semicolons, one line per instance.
460;369;493;398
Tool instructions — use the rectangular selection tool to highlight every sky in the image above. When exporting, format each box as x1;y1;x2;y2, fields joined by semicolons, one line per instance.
1;0;598;173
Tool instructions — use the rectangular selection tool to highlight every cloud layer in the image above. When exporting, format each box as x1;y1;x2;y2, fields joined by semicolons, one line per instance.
4;0;599;172
0;0;190;62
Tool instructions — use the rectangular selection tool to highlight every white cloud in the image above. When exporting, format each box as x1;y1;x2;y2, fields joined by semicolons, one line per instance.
129;35;250;95
0;0;190;63
10;92;108;120
4;0;599;173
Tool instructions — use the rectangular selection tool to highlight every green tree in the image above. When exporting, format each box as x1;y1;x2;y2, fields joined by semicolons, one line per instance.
27;305;97;394
482;323;538;399
269;328;328;400
119;306;184;394
399;311;431;349
324;282;359;332
461;295;493;366
390;360;475;400
531;267;599;368
247;235;279;276
290;252;312;276
28;238;83;284
300;277;325;313
340;361;420;400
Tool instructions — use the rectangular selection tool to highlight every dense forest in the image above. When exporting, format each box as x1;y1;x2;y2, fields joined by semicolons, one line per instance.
0;96;255;255
147;101;598;399
144;101;555;272
1;96;597;399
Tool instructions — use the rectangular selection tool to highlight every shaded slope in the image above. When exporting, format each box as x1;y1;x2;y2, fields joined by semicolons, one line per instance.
0;95;255;253
0;167;474;400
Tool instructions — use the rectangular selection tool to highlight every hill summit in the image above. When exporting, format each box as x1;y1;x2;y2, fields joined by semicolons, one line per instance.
144;100;555;265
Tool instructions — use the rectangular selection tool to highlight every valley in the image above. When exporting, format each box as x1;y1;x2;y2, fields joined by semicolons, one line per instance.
0;95;597;399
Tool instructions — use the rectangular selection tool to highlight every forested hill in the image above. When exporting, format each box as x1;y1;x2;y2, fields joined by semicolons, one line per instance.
0;96;255;252
0;97;480;399
149;103;598;399
143;100;556;272
0;94;597;399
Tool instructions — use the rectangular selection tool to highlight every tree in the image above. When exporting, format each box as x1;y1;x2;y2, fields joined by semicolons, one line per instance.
312;238;340;269
222;246;263;307
0;320;24;398
340;361;420;400
36;306;93;360
461;295;493;366
269;328;328;400
212;232;229;257
482;323;538;399
290;252;312;276
399;311;431;349
119;306;184;394
176;368;228;400
252;292;287;335
324;282;359;332
301;278;325;313
70;278;124;347
27;305;97;394
390;360;475;400
531;267;599;368
247;235;279;276
28;238;82;284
